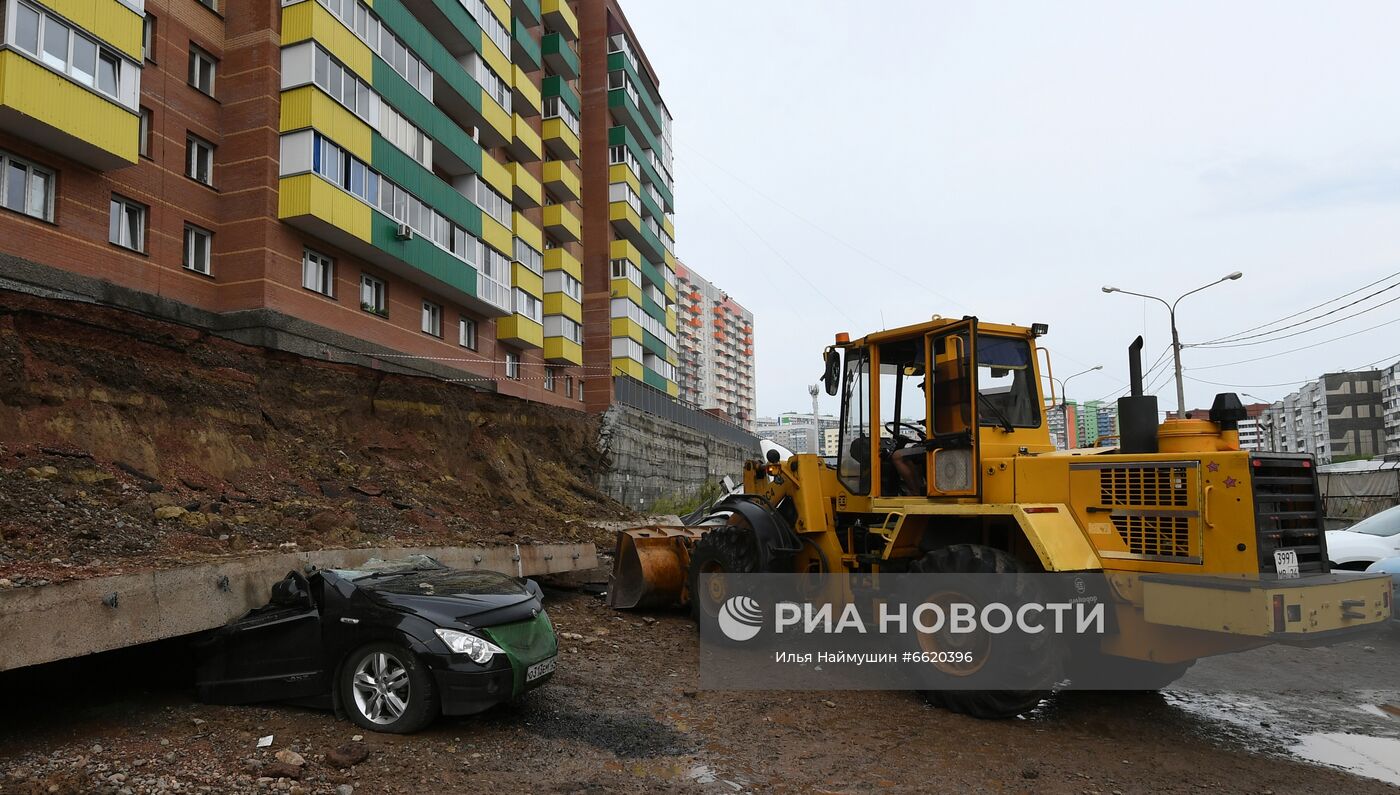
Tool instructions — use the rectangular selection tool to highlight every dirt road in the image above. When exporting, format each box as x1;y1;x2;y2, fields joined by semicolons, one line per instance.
1;586;1396;794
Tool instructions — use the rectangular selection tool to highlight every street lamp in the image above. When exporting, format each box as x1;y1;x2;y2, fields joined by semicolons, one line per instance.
1102;272;1243;416
1053;365;1103;407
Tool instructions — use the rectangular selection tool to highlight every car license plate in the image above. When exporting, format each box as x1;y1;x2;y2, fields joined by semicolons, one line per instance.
1274;549;1300;579
526;656;556;682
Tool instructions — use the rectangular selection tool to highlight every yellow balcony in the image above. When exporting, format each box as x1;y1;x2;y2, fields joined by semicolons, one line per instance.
610;238;641;267
543;247;582;279
609;163;640;194
541;0;579;41
506;163;543;209
544;337;583;366
513;65;542;117
481;215;513;255
543;293;581;321
612;356;643;380
0;52;138;169
513;263;544;297
611;277;641;305
612;316;642;342
478;154;514;198
513;210;544;250
282;1;372;80
280;86;372;161
278;173;372;243
45;0;142;60
542;160;580;202
541;118;580;160
663;215;675;239
542;203;581;243
609;201;642;240
507;113;543;163
666;381;679;398
498;315;544;350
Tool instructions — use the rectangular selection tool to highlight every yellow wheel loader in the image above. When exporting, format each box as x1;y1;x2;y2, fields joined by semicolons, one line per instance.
609;317;1394;717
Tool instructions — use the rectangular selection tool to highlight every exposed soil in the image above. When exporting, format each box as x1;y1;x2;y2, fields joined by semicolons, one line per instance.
0;290;630;586
0;584;1395;794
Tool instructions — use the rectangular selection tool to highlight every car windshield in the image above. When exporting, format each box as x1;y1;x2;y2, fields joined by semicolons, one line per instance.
1347;507;1400;537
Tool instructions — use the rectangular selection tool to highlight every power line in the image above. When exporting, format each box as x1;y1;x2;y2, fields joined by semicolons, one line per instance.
1186;293;1400;349
1185;350;1400;392
1193;269;1400;346
1186;313;1400;370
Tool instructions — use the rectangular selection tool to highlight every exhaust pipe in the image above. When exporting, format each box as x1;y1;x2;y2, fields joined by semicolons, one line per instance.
1117;335;1159;453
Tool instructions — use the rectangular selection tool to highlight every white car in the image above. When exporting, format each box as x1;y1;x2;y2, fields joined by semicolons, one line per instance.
1327;505;1400;570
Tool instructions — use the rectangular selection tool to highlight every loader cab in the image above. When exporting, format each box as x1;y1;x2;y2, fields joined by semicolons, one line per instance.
830;318;1052;501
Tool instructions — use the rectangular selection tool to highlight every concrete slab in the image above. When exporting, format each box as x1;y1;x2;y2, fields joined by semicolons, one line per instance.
0;542;597;672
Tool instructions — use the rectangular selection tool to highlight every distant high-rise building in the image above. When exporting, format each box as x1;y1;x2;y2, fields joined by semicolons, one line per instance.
1168;403;1271;451
1047;403;1078;450
1383;361;1400;456
674;261;755;428
1258;372;1385;463
755;413;839;455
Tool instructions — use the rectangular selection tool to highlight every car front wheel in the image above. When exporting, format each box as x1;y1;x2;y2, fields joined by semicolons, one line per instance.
340;643;439;734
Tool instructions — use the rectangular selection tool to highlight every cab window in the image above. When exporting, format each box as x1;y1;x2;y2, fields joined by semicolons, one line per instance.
977;335;1039;428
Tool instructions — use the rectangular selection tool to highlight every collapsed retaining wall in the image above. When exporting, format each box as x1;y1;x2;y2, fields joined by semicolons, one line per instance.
597;404;758;511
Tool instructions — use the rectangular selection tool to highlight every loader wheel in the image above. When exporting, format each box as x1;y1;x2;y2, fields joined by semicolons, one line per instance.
687;524;760;623
907;544;1059;719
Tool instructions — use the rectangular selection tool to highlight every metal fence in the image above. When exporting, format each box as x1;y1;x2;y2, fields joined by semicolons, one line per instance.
612;377;760;450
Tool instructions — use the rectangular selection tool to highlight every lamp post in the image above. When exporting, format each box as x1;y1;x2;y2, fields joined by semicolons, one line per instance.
1051;365;1101;450
1053;365;1104;407
1102;272;1243;416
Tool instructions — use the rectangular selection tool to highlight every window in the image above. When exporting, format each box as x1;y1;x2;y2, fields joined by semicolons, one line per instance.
542;96;580;134
183;224;212;274
459;317;477;350
139;107;152;157
13;2;134;107
545;269;582;301
513;289;542;323
188;45;216;96
197;0;217;11
360;274;386;314
565;376;573;398
0;151;54;222
513;237;543;275
578;379;584;401
544;367;556;392
545;315;582;343
186;134;214;185
142;15;155;61
108;195;145;251
421;301;443;337
504;351;520;381
303;248;334;296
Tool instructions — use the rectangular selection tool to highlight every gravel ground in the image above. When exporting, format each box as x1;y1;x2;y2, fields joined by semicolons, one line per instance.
1;584;1396;794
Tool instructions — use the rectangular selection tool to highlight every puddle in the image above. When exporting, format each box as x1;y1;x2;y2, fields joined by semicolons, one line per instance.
1292;733;1400;786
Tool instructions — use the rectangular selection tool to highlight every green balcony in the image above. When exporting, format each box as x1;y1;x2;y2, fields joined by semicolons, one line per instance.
512;18;542;72
541;75;580;117
514;0;541;26
607;51;664;136
542;33;580;80
607;125;673;210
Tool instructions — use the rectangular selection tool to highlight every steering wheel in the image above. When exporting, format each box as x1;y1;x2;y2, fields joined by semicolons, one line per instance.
883;421;926;445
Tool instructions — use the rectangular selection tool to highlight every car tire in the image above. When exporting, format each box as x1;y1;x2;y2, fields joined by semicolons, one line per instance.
340;643;439;734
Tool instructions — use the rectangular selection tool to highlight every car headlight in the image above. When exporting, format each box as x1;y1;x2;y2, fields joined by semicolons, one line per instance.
434;629;505;664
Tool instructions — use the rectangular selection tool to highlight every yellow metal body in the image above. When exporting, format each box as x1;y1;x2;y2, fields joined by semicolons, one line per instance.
610;315;1393;663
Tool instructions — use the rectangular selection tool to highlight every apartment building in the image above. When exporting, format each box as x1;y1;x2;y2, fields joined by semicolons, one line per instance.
673;260;754;428
1047;403;1078;450
0;0;684;411
1383;361;1400;455
1168;402;1271;451
755;413;839;456
1258;371;1386;463
575;0;678;412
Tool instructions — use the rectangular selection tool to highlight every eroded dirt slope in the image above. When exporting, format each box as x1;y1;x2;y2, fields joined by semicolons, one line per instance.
0;290;627;585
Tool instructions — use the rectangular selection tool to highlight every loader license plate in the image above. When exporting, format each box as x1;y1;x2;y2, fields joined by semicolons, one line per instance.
527;656;556;682
1274;549;1300;579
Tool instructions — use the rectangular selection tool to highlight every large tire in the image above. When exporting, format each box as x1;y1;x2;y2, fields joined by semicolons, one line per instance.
687;524;760;623
340;642;439;734
907;544;1058;719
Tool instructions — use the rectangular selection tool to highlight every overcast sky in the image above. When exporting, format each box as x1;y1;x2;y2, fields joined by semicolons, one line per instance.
623;1;1400;417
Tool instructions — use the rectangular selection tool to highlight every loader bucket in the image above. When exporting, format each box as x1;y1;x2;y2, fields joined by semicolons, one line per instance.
607;526;708;609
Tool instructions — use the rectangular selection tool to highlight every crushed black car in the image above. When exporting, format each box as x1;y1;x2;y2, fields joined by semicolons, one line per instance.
194;556;558;734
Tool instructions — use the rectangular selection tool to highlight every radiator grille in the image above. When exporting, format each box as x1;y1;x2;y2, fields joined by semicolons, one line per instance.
1110;514;1194;558
1099;466;1190;508
1251;454;1328;574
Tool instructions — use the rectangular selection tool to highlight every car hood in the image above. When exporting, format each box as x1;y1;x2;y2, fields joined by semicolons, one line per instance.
357;569;541;628
1325;530;1400;563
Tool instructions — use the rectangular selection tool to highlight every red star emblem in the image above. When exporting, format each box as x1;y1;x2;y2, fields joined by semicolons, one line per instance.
1206;461;1220;472
1223;476;1238;488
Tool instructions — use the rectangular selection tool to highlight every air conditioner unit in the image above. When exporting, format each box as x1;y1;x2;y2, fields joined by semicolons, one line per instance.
395;223;413;241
